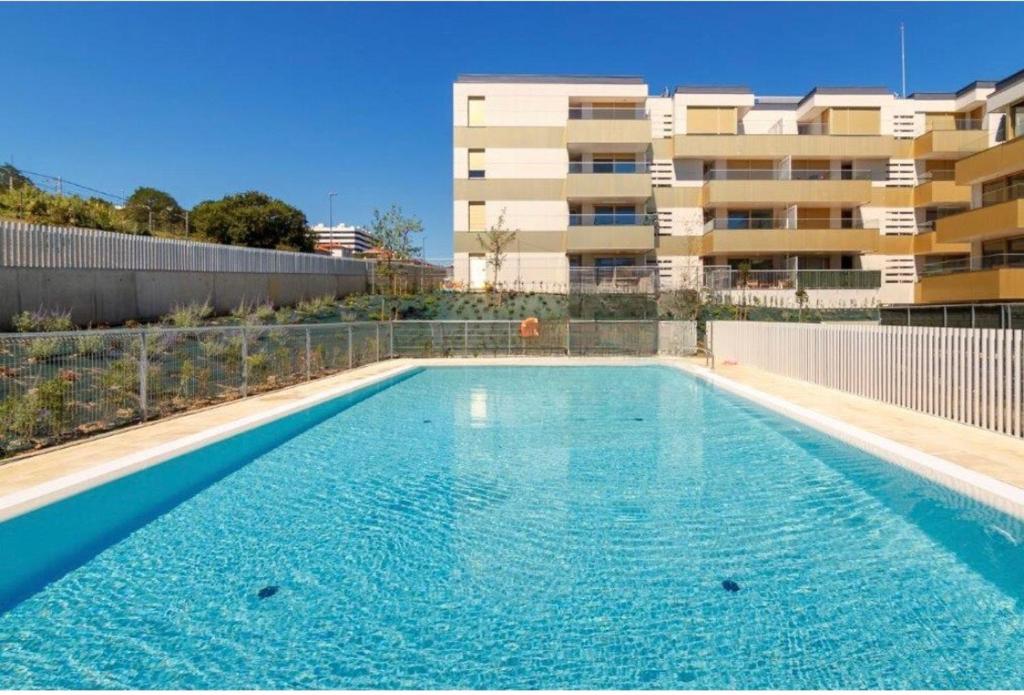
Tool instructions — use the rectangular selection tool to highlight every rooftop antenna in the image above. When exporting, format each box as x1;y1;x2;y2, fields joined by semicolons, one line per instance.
900;22;907;98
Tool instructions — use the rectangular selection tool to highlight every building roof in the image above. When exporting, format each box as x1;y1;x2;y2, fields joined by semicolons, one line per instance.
993;67;1024;96
797;86;892;107
456;74;645;85
673;85;751;95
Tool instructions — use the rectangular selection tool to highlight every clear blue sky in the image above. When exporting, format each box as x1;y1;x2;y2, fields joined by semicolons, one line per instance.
2;2;1021;258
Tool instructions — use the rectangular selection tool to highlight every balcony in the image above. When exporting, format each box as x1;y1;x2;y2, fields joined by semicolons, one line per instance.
568;265;659;294
673;133;909;159
911;231;971;256
913;122;988;159
955;136;1024;185
703;267;882;291
701;217;880;255
566;212;655;252
916;254;1024;303
566;105;650;145
936;185;1024;243
702;168;875;205
913;171;971;206
566;161;652;199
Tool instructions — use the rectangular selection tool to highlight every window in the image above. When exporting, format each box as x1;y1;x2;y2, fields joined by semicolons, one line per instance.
840;161;854;181
468;202;485;232
467;97;485;127
593;204;636;225
840;208;854;229
1012;100;1024;139
468;149;485;179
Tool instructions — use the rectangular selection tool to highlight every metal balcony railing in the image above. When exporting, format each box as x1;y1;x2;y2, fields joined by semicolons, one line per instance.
568;105;647;120
568;212;656;226
918;170;957;182
922;253;1024;277
704;217;874;232
568;161;651;174
569;266;660;293
703;268;882;290
704;168;875;181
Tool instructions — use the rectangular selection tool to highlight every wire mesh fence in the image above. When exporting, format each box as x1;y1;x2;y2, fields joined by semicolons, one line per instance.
0;320;694;458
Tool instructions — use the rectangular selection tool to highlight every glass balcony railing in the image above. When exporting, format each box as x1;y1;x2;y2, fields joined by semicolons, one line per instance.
796;123;830;135
704;168;876;181
927;118;986;131
568;105;647;120
569;212;656;226
704;217;874;232
918;170;957;182
568;161;651;174
922;253;1024;277
981;181;1024;207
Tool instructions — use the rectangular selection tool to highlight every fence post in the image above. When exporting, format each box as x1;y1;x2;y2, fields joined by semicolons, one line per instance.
508;321;512;355
241;326;248;397
138;331;148;421
305;327;312;381
464;322;469;357
566;320;571;356
376;323;381;362
348;325;353;369
389;321;395;358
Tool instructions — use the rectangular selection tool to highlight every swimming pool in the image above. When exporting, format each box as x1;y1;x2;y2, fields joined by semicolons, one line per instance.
2;365;1024;688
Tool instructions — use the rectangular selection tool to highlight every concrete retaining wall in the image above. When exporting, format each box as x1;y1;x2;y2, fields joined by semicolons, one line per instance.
0;267;370;329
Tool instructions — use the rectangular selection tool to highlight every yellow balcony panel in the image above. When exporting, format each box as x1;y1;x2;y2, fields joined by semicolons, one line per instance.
915;268;1024;304
454;126;566;149
566;225;655;253
703;179;872;206
955;136;1024;185
935;199;1024;243
911;231;971;256
566;119;650;145
655;235;703;255
565;173;651;199
454;178;565;201
673;134;911;159
913;129;989;159
702;228;879;255
914;180;972;207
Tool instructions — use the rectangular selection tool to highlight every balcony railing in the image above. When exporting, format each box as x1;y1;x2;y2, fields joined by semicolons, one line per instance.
704;168;875;181
569;212;656;226
568;161;651;174
568;105;647;120
704;217;874;232
569;266;660;294
704;268;883;290
927;118;986;131
921;253;1024;278
981;181;1024;207
797;123;830;135
918;169;957;182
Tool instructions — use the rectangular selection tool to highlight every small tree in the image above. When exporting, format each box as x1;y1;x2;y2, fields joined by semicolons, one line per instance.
794;287;809;322
124;187;184;235
475;208;518;298
369;204;424;293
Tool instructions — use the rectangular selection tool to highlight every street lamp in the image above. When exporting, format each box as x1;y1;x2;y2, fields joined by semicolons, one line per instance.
328;192;338;230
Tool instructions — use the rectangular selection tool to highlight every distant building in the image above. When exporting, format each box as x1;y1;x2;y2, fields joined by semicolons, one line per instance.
310;223;375;257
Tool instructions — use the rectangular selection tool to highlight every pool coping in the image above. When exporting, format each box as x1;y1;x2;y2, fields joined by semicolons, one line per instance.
668;360;1024;522
2;356;1024;524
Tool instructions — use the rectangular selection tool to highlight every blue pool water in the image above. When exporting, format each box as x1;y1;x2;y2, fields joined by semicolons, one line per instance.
3;365;1024;688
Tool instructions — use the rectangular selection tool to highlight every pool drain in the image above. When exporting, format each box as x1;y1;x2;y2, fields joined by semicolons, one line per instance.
257;585;279;599
721;579;740;593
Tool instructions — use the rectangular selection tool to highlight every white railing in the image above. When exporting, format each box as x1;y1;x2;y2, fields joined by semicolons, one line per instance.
0;220;369;274
711;321;1024;438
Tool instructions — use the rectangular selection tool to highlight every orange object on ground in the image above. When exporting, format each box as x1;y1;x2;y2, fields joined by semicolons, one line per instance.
519;317;540;338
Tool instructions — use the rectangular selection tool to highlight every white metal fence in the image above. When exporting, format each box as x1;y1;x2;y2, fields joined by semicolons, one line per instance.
710;321;1024;438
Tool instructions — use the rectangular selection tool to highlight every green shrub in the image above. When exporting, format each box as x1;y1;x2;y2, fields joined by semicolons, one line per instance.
12;309;74;333
162;300;214;328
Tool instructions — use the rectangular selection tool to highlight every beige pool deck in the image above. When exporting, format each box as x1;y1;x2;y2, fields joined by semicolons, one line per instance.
2;356;1024;520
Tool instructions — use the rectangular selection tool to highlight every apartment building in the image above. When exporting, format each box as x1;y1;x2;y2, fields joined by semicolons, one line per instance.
310;223;376;257
452;71;1022;306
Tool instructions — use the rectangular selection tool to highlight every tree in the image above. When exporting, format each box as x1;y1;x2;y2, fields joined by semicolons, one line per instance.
190;191;311;250
475;208;517;294
0;164;35;191
368;204;424;293
124;187;184;235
